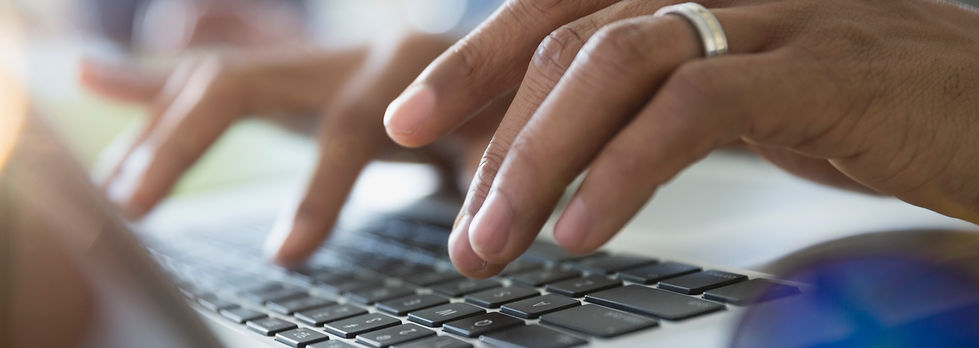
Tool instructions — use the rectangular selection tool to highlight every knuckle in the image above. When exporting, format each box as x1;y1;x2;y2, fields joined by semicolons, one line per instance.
532;22;593;77
466;141;510;212
507;0;567;20
583;20;648;69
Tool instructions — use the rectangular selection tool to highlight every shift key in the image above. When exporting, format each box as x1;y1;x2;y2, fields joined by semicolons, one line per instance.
585;285;724;320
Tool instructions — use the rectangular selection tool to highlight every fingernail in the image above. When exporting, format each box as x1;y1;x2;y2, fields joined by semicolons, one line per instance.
274;219;313;267
106;147;153;218
468;191;512;257
383;84;435;136
554;197;592;252
449;214;489;274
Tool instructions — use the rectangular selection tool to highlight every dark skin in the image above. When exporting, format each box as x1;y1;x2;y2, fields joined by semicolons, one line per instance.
382;0;979;278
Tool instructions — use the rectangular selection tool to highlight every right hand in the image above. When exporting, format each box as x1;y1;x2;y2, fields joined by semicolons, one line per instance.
82;34;504;267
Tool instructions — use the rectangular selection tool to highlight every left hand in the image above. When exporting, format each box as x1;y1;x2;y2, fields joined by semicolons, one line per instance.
383;0;979;277
82;34;504;267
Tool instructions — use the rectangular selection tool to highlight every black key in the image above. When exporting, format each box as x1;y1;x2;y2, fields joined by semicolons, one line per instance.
246;317;297;336
497;260;544;276
566;255;657;275
703;278;800;305
481;325;587;348
238;281;283;295
510;269;581;287
658;270;748;295
442;312;524;338
318;277;385;294
540;304;657;338
377;294;449;316
295;304;368;326
267;296;335;315
391;335;472;348
407;303;486;327
585;285;724;320
431;279;501;297
197;294;238;311
546;276;622;297
356;323;436;348
465;286;539;308
500;294;580;319
348;285;416;305
220;307;266;323
309;341;357;348
242;287;306;304
275;328;330;347
403;271;464;287
616;262;701;284
324;313;401;338
522;242;601;264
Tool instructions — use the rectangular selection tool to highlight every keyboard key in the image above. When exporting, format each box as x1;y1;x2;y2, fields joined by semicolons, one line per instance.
442;312;524;338
309;341;357;348
407;303;486;327
242;287;306;304
658;270;748;295
295;304;368;326
585;285;724;320
317;276;384;294
246;317;297;336
377;294;449;316
267;296;335;315
500;294;580;319
546;276;622;297
220;307;266;323
703;278;801;305
481;325;587;348
196;294;238;311
540;304;657;338
522;242;601;264
355;323;436;348
431;279;501;297
510;269;581;287
324;313;401;338
391;335;472;348
566;255;656;274
347;285;416;305
616;262;701;284
465;286;539;308
497;260;545;276
275;328;329;347
402;271;464;287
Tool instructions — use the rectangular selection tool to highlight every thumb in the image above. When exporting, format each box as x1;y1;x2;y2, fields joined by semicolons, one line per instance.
79;59;165;103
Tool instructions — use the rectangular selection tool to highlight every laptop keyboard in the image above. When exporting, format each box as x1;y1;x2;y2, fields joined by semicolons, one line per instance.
147;217;800;348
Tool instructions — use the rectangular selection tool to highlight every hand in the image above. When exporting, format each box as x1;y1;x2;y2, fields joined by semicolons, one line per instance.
383;0;979;277
82;34;499;267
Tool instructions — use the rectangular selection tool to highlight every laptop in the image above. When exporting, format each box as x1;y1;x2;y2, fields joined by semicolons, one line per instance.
3;107;823;348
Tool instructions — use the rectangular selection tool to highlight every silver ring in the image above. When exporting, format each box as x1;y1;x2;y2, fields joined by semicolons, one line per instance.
654;2;729;58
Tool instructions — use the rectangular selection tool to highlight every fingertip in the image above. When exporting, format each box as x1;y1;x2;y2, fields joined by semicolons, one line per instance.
271;219;319;269
383;84;436;148
554;196;595;254
467;192;515;263
448;214;505;279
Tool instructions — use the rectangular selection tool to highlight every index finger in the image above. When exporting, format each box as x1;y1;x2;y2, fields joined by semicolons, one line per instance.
383;0;619;148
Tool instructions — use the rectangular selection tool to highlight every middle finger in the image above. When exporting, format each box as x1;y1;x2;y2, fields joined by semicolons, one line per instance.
461;7;774;268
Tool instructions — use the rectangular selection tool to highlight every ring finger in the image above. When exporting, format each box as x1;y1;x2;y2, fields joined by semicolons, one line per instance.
458;5;781;273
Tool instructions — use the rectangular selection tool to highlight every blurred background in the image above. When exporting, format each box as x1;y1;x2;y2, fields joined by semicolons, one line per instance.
2;0;499;198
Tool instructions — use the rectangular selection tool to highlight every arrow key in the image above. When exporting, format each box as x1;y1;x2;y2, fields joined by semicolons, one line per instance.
356;323;435;348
